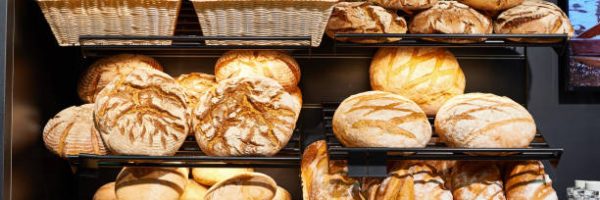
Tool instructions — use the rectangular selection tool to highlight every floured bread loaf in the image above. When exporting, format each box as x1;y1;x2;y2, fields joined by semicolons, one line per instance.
115;167;189;200
410;1;492;43
193;76;297;156
175;72;216;106
505;161;558;200
368;0;438;11
43;104;108;157
289;86;303;119
78;54;163;103
215;50;300;90
191;166;254;186
451;162;506;200
326;2;407;44
494;0;574;43
457;0;523;11
301;140;363;200
333;91;432;148
371;162;453;200
204;172;278;200
274;186;292;200
94;68;189;156
180;179;208;200
435;93;536;148
370;47;466;116
93;182;117;200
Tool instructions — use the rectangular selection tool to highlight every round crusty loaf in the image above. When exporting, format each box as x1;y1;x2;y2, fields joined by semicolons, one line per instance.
93;182;117;200
175;72;216;106
410;1;492;43
370;47;466;116
450;162;506;200
180;179;208;200
191;167;254;186
368;0;438;10
332;91;432;148
78;54;163;103
43;104;108;157
372;162;453;200
288;86;303;119
215;50;300;90
193;76;298;156
273;186;292;200
326;2;407;44
435;93;536;148
115;167;189;200
505;161;558;200
94;68;189;156
494;0;574;43
204;172;278;200
457;0;523;11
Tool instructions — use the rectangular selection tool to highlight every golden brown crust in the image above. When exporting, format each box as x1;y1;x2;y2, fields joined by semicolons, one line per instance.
371;162;453;200
115;167;189;200
457;0;523;11
93;182;117;200
204;172;277;200
450;162;506;200
368;0;438;10
326;2;407;44
179;179;208;200
409;1;492;43
43;104;108;157
94;68;189;156
78;54;163;103
215;50;300;90
175;72;216;106
288;86;303;119
274;186;292;200
370;47;466;116
191;167;254;186
504;161;558;200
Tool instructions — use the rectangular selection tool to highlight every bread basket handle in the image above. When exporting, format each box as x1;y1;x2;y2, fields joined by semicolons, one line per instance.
578;23;600;38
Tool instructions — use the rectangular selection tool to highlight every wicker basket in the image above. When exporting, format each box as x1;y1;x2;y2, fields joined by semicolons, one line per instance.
37;0;181;46
190;0;338;47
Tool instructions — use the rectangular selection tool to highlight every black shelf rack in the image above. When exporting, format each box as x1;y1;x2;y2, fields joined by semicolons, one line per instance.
321;102;563;177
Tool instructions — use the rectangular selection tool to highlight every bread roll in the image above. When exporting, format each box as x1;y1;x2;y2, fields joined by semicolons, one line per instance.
301;140;363;200
94;68;189;156
457;0;523;11
78;54;163;103
215;50;300;90
191;167;254;186
115;167;189;200
451;162;506;200
180;179;208;200
494;0;574;43
370;47;466;116
367;0;438;10
203;172;278;200
193;76;297;156
274;186;292;200
93;182;117;200
505;161;558;200
332;91;432;148
410;1;492;43
371;162;453;200
176;72;216;106
326;2;407;44
43;104;108;157
435;93;536;148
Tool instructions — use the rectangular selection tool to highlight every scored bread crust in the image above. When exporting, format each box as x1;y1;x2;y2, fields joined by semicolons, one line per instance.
214;50;300;90
203;172;278;200
505;161;558;200
368;0;438;10
370;47;466;116
115;167;189;200
94;68;189;156
370;162;453;200
326;2;407;44
78;54;163;103
409;1;492;43
43;104;108;157
175;72;216;106
494;0;574;43
457;0;523;11
450;162;506;200
332;91;432;148
434;93;536;148
193;76;298;156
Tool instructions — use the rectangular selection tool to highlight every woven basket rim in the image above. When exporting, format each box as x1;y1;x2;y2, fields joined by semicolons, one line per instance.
191;0;338;2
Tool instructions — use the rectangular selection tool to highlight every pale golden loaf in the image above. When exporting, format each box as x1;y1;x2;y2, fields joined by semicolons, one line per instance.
451;162;506;200
370;47;466;116
370;162;453;200
435;93;536;148
193;76;298;156
274;186;292;200
505;161;558;200
457;0;523;11
326;2;407;44
410;1;493;43
214;50;300;90
78;54;163;103
494;0;574;43
368;0;438;10
175;72;217;106
203;172;278;200
332;91;432;148
191;166;254;186
301;140;363;200
93;182;117;200
115;167;189;200
179;179;208;200
94;68;189;156
289;86;303;118
43;104;108;157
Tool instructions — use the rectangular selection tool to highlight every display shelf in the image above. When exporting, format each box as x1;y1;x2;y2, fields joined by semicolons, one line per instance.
321;102;563;177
